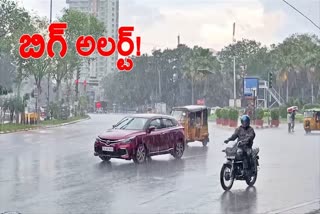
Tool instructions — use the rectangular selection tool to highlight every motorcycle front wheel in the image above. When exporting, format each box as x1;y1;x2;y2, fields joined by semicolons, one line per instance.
246;160;258;186
220;164;234;191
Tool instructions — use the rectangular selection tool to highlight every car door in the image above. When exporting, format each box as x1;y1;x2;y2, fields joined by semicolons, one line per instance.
145;118;162;154
161;118;175;151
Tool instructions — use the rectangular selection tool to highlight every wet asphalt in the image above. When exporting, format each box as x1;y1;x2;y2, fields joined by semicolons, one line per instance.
0;114;319;214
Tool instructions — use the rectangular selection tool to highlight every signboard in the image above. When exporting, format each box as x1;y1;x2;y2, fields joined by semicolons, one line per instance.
197;99;205;105
229;99;241;108
243;77;259;98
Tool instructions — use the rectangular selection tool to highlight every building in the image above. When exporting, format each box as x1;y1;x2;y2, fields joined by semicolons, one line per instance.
66;0;119;100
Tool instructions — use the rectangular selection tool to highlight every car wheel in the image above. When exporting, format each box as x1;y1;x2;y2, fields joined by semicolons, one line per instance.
99;156;111;162
133;144;147;164
172;140;184;159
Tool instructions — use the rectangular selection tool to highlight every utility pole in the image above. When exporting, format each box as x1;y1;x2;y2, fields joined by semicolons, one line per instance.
311;83;314;104
232;22;236;107
47;0;52;120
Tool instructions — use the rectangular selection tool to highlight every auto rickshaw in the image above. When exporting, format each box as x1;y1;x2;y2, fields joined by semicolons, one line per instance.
303;108;320;134
171;105;210;146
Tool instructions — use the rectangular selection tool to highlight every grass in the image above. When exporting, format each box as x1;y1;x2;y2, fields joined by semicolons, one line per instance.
0;123;38;132
40;115;89;126
0;115;89;133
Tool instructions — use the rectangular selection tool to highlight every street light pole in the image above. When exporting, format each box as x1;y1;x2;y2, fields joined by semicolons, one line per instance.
233;56;236;107
232;22;236;107
47;0;52;119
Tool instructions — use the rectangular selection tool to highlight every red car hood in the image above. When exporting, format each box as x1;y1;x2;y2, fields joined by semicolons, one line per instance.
98;129;144;140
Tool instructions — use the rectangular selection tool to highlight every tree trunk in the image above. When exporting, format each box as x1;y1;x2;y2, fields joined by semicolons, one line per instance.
55;80;61;102
191;74;194;105
10;110;14;123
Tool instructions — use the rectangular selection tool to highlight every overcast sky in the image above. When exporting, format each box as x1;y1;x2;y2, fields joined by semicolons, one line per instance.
19;0;320;54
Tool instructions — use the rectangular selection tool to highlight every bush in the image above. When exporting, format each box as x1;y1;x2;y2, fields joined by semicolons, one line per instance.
256;108;264;120
215;108;222;119
303;103;320;110
270;108;280;120
221;108;229;119
296;113;304;123
263;108;271;118
279;106;287;118
228;108;239;120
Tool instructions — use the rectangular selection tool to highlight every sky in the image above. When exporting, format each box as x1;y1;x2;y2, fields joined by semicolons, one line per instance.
18;0;320;54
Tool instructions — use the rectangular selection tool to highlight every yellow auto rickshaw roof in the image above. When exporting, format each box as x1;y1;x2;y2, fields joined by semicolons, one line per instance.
172;105;209;112
304;108;320;112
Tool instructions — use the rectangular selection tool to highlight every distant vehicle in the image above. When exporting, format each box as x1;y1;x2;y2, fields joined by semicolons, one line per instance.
94;114;185;164
171;105;209;146
303;108;320;134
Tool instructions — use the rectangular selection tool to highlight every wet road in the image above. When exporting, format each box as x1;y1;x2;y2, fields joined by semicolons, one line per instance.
0;114;319;214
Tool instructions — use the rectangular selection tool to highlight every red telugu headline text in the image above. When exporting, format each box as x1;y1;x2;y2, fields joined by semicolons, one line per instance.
19;22;141;72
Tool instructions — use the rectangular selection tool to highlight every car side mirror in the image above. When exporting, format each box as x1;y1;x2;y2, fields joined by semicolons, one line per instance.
112;125;116;128
147;126;156;134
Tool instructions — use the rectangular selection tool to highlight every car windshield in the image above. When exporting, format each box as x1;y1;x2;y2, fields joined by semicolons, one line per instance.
304;111;314;118
171;110;186;121
113;117;148;130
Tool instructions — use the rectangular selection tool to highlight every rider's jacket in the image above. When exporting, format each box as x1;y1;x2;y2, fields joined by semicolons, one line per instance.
227;126;256;148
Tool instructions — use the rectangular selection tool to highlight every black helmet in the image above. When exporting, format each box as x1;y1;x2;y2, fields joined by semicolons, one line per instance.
240;115;250;127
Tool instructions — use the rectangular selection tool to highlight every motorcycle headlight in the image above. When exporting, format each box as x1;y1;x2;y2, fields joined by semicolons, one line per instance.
237;148;243;156
122;136;135;143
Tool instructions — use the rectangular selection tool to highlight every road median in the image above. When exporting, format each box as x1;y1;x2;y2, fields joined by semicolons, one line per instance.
0;115;90;134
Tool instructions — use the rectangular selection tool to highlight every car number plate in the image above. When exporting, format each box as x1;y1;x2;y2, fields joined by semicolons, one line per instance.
102;146;114;152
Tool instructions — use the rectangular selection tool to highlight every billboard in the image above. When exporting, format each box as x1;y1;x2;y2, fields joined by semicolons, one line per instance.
243;77;259;98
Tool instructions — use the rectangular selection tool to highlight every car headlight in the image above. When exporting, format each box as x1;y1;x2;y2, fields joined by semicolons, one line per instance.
122;136;135;143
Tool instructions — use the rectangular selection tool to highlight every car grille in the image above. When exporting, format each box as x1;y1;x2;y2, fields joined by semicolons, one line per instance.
98;138;118;145
95;147;127;157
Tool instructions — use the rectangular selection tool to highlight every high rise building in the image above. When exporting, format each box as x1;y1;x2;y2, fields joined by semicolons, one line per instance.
66;0;119;85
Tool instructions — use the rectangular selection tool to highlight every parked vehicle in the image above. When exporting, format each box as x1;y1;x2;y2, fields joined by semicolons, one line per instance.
220;141;260;191
303;108;320;134
171;105;209;146
94;114;185;164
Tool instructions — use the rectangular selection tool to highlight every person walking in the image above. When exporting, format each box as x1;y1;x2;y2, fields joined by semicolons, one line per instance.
287;112;292;133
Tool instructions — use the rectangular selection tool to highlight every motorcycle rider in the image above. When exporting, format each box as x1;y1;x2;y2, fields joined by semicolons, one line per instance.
224;115;256;174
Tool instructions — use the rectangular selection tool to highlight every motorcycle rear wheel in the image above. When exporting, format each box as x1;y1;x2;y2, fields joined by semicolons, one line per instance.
220;164;234;191
246;160;258;186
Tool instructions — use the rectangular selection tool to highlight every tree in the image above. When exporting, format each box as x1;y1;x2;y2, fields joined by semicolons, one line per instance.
184;46;219;104
0;0;30;41
0;0;32;97
272;34;320;103
53;9;105;103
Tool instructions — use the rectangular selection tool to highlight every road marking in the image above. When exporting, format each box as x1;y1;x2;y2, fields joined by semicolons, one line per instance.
267;199;320;214
140;189;177;205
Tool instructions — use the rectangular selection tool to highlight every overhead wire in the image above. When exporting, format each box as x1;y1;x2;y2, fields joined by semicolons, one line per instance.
281;0;320;30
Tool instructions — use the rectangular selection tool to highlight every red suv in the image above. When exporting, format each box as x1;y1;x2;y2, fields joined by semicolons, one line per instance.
94;114;185;164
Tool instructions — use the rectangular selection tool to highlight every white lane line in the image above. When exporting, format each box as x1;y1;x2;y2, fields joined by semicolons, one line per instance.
267;199;320;214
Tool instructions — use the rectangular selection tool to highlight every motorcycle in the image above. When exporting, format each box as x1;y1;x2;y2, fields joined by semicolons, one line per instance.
220;141;260;191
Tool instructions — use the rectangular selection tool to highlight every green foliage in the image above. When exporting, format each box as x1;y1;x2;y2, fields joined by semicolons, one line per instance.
303;103;320;111
279;106;288;118
270;108;280;120
221;108;229;119
263;108;271;120
296;113;304;123
79;96;88;116
215;108;222;119
256;108;264;120
228;108;239;120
